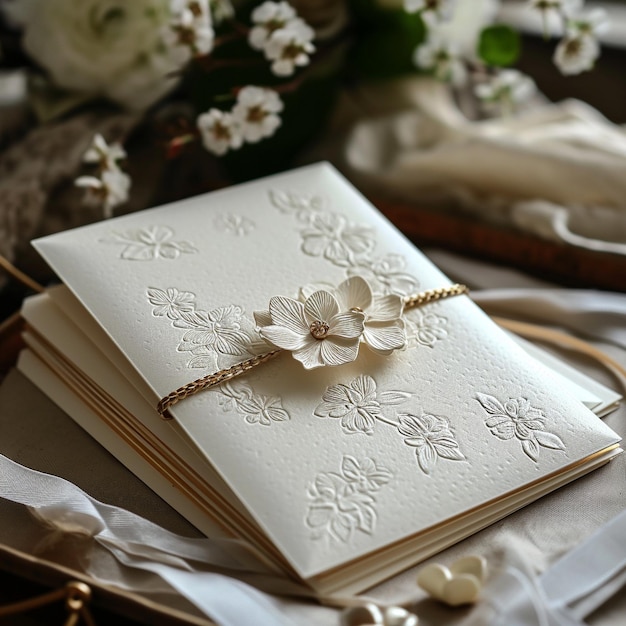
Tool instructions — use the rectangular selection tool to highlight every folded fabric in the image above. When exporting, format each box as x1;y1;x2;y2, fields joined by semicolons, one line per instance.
0;452;299;626
345;79;626;255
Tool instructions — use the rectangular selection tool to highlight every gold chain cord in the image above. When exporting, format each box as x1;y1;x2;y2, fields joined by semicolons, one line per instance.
157;284;469;419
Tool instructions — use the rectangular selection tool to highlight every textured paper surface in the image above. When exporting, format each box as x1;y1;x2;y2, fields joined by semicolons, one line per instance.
33;163;620;579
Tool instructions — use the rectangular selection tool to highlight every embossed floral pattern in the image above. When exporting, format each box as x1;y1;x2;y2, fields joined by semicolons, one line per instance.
348;254;419;296
269;189;325;221
315;375;412;436
315;375;464;475
175;305;251;363
476;393;566;462
306;456;392;542
147;287;262;368
213;214;256;236
405;310;448;348
103;226;197;260
215;381;289;426
301;213;375;268
147;287;195;319
397;413;466;474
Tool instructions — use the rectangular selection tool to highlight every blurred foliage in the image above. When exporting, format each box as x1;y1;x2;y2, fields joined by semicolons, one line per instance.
478;25;521;67
348;0;425;80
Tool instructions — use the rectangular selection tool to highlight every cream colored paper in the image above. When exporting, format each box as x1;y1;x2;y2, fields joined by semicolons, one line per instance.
31;163;621;583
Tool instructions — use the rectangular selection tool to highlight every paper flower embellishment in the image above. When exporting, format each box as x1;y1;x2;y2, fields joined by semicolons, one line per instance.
341;603;418;626
254;289;365;369
255;277;408;368
417;555;487;607
333;276;407;355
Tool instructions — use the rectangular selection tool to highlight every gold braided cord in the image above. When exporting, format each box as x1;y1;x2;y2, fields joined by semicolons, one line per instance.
157;284;469;419
158;349;281;419
404;283;469;309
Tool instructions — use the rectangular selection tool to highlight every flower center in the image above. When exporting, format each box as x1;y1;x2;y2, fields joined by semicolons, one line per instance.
283;42;304;60
212;122;231;140
564;38;582;57
310;320;330;339
247;105;267;123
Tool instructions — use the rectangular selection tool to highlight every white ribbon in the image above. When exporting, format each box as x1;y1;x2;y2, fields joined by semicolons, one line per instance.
472;288;626;350
2;452;626;625
460;508;626;626
0;453;297;626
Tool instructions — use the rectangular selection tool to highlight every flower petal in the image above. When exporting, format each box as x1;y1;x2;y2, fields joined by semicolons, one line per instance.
363;323;407;354
305;290;339;322
253;309;273;328
369;294;404;321
268;296;308;333
329;312;365;339
351;375;376;400
293;340;324;369
260;325;308;350
299;282;334;302
334;276;372;311
320;338;360;366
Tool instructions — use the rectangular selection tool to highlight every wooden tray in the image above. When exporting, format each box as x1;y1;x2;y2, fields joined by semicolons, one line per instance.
373;198;626;293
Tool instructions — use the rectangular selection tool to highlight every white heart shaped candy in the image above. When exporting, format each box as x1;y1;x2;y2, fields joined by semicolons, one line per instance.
340;603;419;626
417;555;487;606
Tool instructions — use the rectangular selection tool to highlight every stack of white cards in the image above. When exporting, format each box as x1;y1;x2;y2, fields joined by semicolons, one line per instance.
19;163;621;596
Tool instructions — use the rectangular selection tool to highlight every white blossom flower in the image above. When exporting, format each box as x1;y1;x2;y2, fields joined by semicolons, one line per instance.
232;86;283;143
6;0;186;110
432;0;499;58
475;69;536;115
413;34;467;86
553;32;600;75
248;1;297;50
83;134;126;170
75;168;130;218
167;0;215;57
254;290;365;369
404;0;458;26
528;0;583;37
528;0;583;18
264;19;316;76
211;0;235;24
553;7;608;75
332;277;407;356
566;7;609;38
197;109;243;155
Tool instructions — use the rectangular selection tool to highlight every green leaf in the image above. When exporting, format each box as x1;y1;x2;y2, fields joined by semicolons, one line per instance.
478;25;521;67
